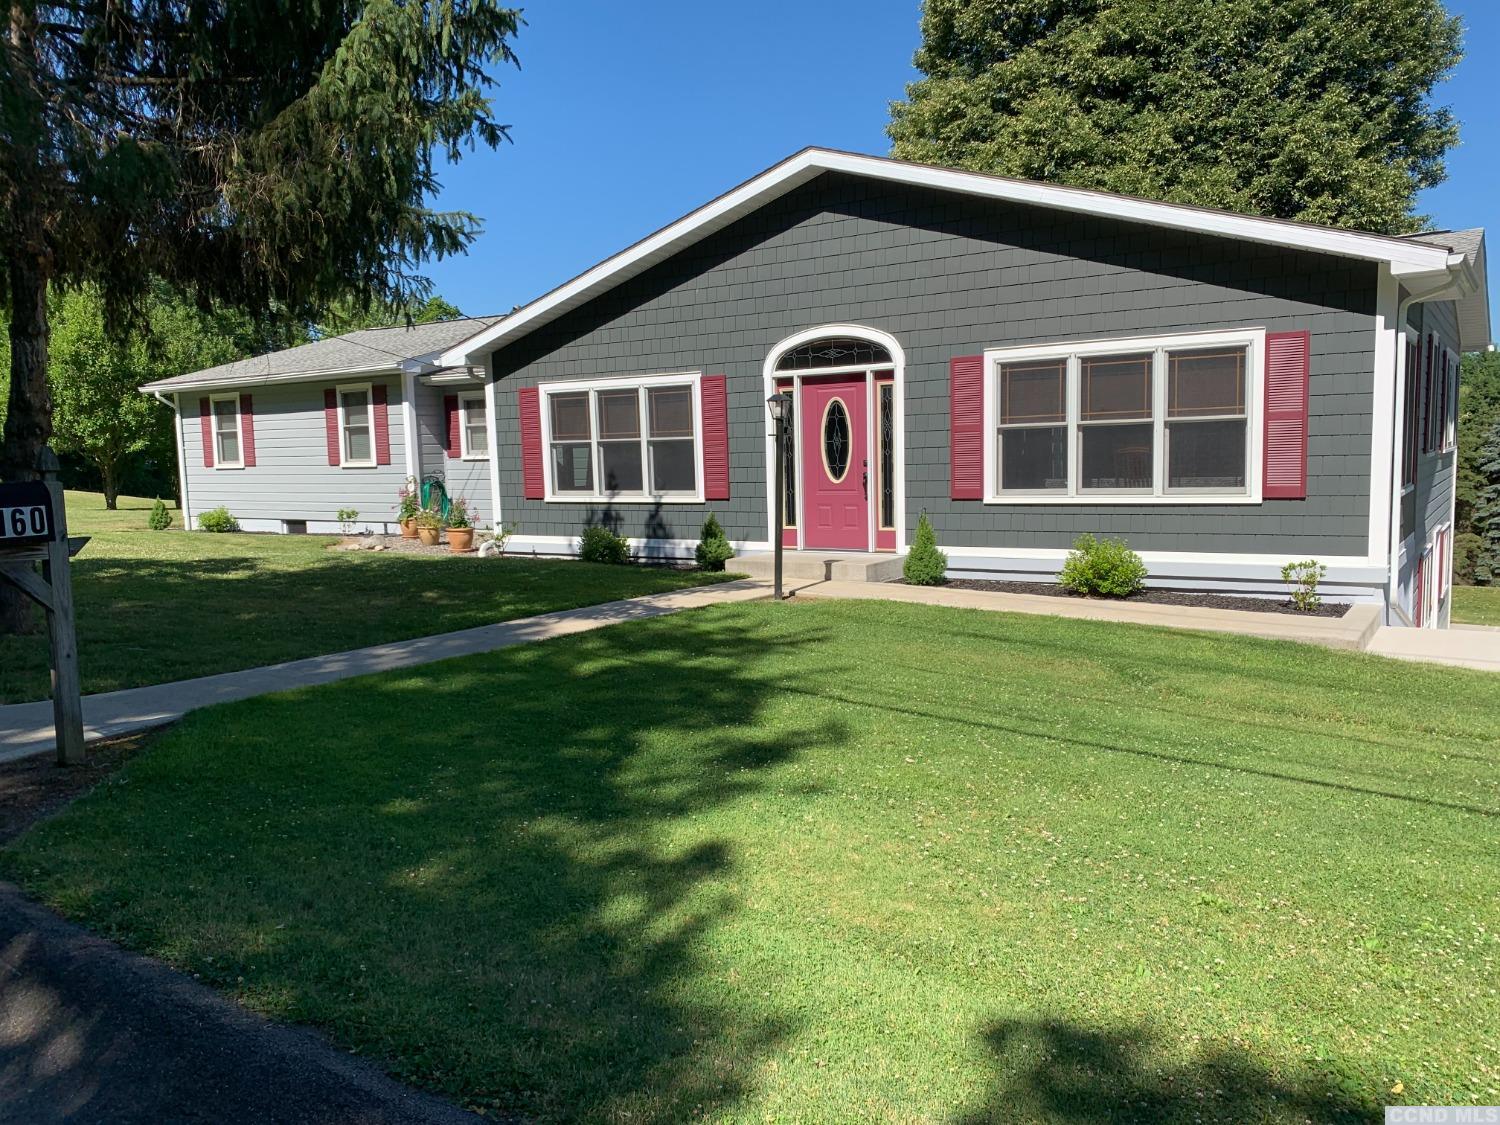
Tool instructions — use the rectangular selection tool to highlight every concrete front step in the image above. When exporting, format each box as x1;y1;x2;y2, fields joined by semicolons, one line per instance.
730;551;905;583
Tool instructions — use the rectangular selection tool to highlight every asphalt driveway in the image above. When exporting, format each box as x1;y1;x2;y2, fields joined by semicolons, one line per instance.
0;883;486;1124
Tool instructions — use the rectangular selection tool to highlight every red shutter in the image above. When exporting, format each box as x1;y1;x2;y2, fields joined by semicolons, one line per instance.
1422;334;1436;453
372;383;391;466
1262;330;1309;500
518;386;544;499
700;374;729;501
238;394;257;467
323;389;340;466
199;398;214;468
444;394;459;459
949;355;984;500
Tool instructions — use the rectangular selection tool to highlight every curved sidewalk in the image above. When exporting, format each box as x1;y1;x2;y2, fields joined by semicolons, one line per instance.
0;580;773;765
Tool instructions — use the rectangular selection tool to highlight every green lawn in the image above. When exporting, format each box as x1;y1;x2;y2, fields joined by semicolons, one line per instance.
5;600;1497;1122
0;491;729;703
1452;584;1500;626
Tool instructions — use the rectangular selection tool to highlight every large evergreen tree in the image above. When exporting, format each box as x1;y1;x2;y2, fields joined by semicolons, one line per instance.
1472;419;1500;586
0;0;518;626
888;0;1462;233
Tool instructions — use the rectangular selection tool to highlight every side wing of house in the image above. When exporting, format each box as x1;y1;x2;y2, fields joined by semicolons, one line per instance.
484;170;1389;600
176;377;409;532
1394;298;1462;626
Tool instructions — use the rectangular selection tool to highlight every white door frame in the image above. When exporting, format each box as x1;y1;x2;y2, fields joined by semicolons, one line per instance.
761;324;906;553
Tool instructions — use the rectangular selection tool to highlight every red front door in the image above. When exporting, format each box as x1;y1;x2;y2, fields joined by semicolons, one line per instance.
800;377;868;549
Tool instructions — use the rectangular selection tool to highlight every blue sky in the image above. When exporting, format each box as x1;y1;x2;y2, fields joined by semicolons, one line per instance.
426;0;1497;332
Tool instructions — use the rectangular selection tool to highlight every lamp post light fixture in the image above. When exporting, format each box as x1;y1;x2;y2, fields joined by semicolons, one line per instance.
766;391;791;600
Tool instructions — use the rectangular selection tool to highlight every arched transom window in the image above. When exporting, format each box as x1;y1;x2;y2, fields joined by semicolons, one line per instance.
775;336;892;372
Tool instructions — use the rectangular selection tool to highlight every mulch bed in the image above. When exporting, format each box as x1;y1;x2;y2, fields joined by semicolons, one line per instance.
911;578;1351;618
0;733;151;845
331;534;475;556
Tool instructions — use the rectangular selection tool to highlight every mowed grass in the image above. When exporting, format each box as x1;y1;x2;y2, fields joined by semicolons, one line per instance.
7;599;1498;1121
1452;584;1500;626
0;491;729;703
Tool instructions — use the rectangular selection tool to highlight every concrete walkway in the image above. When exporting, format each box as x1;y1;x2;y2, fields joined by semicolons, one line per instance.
0;580;772;764
1366;621;1500;672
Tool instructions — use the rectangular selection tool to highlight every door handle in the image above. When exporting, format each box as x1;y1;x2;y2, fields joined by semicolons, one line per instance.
861;459;869;500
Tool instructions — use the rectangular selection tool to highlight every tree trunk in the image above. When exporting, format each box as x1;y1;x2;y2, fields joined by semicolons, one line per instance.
101;459;119;510
0;252;53;635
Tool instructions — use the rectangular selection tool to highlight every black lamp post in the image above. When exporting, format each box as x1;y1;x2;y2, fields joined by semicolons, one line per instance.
767;391;790;600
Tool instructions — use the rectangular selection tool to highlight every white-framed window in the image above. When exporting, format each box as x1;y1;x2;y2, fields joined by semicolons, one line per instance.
1442;348;1459;454
209;393;245;469
540;373;702;502
338;383;376;468
459;392;489;459
983;328;1264;504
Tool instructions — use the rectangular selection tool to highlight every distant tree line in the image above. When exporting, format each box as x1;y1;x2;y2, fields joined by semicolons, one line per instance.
0;291;466;508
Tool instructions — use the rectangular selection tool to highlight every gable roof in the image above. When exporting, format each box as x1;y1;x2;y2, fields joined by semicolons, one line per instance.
438;147;1481;367
140;315;503;393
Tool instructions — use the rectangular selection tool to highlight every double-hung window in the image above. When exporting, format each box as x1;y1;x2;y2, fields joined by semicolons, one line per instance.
338;385;375;468
543;376;700;501
210;395;244;468
986;329;1261;502
459;392;489;459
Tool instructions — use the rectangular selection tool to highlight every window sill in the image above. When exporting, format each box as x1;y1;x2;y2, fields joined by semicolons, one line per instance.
460;454;489;462
985;493;1260;506
340;462;378;470
213;464;246;471
545;493;704;505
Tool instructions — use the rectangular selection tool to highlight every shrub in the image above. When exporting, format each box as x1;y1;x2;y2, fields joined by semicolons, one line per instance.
579;524;630;565
336;508;359;536
694;512;735;571
197;506;239;533
1281;559;1327;612
147;498;173;531
1058;534;1146;598
903;513;948;585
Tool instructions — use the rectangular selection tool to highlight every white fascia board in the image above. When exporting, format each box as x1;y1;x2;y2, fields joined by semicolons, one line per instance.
437;147;1459;367
139;363;401;395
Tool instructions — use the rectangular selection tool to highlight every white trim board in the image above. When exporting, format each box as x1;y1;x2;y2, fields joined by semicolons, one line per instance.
439;147;1468;368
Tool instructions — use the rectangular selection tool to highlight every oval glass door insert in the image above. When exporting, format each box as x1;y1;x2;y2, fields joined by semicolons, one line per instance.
822;398;851;482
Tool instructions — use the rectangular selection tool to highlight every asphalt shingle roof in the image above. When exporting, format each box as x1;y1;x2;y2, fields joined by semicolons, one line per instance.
140;315;503;392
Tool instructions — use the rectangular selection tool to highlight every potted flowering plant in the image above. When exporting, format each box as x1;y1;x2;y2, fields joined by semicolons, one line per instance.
396;478;421;538
414;504;444;546
444;497;477;553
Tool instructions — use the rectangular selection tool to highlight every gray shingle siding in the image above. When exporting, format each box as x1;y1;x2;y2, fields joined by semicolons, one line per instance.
490;172;1378;556
180;378;409;528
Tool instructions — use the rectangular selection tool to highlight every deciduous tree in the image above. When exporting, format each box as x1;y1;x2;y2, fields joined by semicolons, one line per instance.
888;0;1462;233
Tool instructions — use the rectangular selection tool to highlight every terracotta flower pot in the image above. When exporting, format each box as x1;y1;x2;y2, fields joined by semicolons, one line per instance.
446;527;475;553
399;518;419;539
416;525;442;547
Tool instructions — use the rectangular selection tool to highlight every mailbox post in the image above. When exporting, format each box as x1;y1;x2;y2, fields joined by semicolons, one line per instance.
0;450;85;765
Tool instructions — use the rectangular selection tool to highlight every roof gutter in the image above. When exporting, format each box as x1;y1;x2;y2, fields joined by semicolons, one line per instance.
139;362;402;396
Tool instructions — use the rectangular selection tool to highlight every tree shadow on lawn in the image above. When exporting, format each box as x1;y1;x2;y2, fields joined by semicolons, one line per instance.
955;1016;1374;1123
1;549;721;702
10;610;840;1122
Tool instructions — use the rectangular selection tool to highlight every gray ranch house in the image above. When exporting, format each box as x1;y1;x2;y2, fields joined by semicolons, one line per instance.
143;148;1490;628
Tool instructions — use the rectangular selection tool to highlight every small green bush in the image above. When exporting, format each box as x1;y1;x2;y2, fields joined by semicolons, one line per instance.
694;512;735;571
579;524;630;565
336;508;359;536
1058;534;1146;598
197;506;240;534
903;513;948;585
147;498;173;531
1281;559;1327;612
